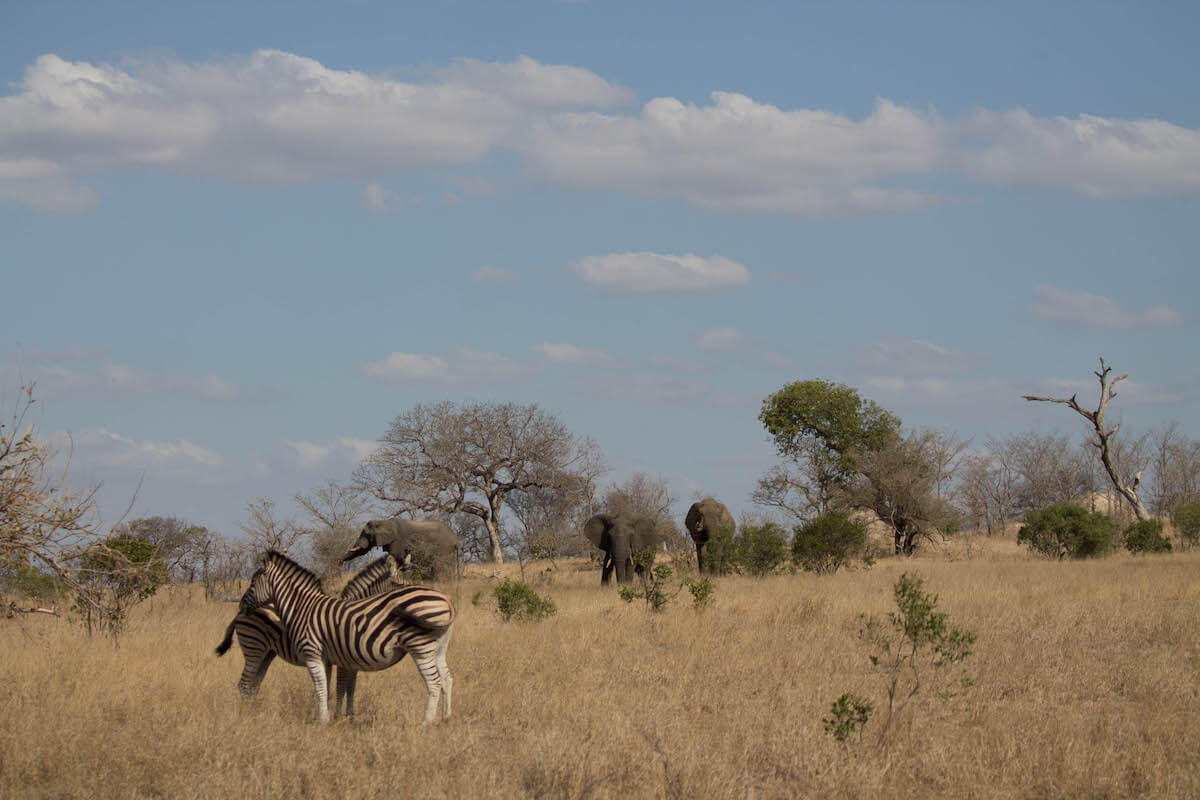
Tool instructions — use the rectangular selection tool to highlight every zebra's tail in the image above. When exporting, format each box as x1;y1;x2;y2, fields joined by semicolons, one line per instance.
214;617;238;656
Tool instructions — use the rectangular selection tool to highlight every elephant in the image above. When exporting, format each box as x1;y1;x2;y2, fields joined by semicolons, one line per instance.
685;498;735;573
343;518;459;581
582;514;662;585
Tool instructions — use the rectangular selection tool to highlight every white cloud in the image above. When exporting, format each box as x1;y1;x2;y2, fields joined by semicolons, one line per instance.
285;440;331;468
4;49;1200;216
525;96;945;215
0;350;249;403
694;326;754;352
533;341;613;365
362;182;397;212
471;265;520;282
572;252;750;294
1028;285;1183;329
435;55;635;109
66;428;224;471
854;334;988;377
958;109;1200;196
360;347;534;385
337;436;380;462
361;352;450;380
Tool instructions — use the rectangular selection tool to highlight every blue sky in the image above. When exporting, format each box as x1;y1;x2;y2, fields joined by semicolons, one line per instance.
3;1;1197;536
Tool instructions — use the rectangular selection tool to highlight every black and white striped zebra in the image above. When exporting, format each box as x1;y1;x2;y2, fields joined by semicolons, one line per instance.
214;555;400;709
239;550;455;724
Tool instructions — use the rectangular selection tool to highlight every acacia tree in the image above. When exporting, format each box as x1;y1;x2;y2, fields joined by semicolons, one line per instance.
295;480;374;576
111;516;211;582
1023;358;1150;521
356;401;606;563
756;380;901;521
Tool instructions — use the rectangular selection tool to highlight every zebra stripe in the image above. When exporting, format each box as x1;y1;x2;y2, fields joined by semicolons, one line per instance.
241;550;455;724
214;555;400;705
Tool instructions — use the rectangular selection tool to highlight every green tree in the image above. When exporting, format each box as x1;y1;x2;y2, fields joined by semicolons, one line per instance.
1123;519;1172;554
792;512;868;574
733;521;791;577
756;380;900;517
1017;505;1115;559
1171;503;1200;549
74;533;168;637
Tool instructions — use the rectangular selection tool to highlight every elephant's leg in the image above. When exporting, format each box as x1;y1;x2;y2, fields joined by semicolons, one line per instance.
615;554;633;584
600;552;614;585
696;543;705;573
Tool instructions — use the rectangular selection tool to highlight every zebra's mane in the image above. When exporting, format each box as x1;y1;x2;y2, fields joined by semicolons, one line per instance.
340;555;397;601
263;550;325;595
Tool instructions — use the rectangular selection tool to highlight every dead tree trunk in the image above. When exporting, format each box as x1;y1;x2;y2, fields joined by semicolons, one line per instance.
1023;357;1150;521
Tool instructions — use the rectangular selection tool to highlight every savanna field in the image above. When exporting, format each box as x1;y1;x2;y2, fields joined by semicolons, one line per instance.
2;535;1198;799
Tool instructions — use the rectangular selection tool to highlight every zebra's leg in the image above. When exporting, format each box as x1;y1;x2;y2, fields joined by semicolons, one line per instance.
336;669;358;718
244;651;276;697
412;651;443;725
305;657;331;724
435;626;454;720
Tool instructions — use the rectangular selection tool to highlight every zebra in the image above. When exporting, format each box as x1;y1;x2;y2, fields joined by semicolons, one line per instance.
214;554;401;710
239;550;455;724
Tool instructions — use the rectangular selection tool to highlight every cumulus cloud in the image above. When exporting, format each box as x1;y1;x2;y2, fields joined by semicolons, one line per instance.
1028;285;1183;329
471;265;520;282
4;49;1200;216
285;440;331;468
0;349;250;403
436;54;635;109
572;252;750;294
958;109;1200;196
66;428;224;471
694;326;754;352
533;341;613;365
854;334;988;377
337;436;380;462
360;347;534;385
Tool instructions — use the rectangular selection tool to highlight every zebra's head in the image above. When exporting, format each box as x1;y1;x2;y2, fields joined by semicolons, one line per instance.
240;566;272;613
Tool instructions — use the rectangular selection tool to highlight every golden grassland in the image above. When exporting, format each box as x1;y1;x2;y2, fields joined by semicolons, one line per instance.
2;535;1198;799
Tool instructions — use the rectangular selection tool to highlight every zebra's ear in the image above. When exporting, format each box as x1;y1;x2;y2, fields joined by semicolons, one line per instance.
257;551;270;568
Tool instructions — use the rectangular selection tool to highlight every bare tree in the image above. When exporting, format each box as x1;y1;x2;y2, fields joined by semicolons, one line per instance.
112;516;211;582
240;498;303;556
295;480;374;576
751;460;825;522
850;429;962;555
1024;358;1150;521
356;401;607;563
1148;423;1200;514
1005;431;1096;512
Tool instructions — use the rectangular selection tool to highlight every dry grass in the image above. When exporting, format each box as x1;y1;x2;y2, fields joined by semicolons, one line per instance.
2;542;1198;799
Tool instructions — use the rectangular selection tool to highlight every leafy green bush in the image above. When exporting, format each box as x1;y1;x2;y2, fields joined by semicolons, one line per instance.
792;512;867;574
1017;505;1115;559
733;521;791;577
824;693;873;743
72;534;169;637
701;523;737;576
1171;503;1200;549
1123;519;1172;554
493;579;556;622
1;562;64;601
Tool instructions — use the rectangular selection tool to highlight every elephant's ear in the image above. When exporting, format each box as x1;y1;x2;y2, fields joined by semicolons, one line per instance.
631;517;661;552
685;503;703;534
582;515;609;548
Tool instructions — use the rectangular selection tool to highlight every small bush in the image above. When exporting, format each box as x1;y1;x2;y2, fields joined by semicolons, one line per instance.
824;693;873;743
1123;519;1172;554
684;576;714;611
1;562;64;601
493;579;556;622
1017;505;1115;559
702;524;737;576
733;521;790;577
793;512;867;574
1171;503;1200;549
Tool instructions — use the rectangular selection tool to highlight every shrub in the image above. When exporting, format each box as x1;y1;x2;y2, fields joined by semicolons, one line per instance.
824;693;873;743
493;579;556;622
793;512;867;574
1171;503;1200;549
1;562;64;602
733;521;790;577
1123;519;1172;554
701;523;737;576
1017;505;1115;559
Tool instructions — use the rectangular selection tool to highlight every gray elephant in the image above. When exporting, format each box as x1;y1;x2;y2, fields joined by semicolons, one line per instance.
582;514;662;585
343;518;459;581
685;498;735;573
